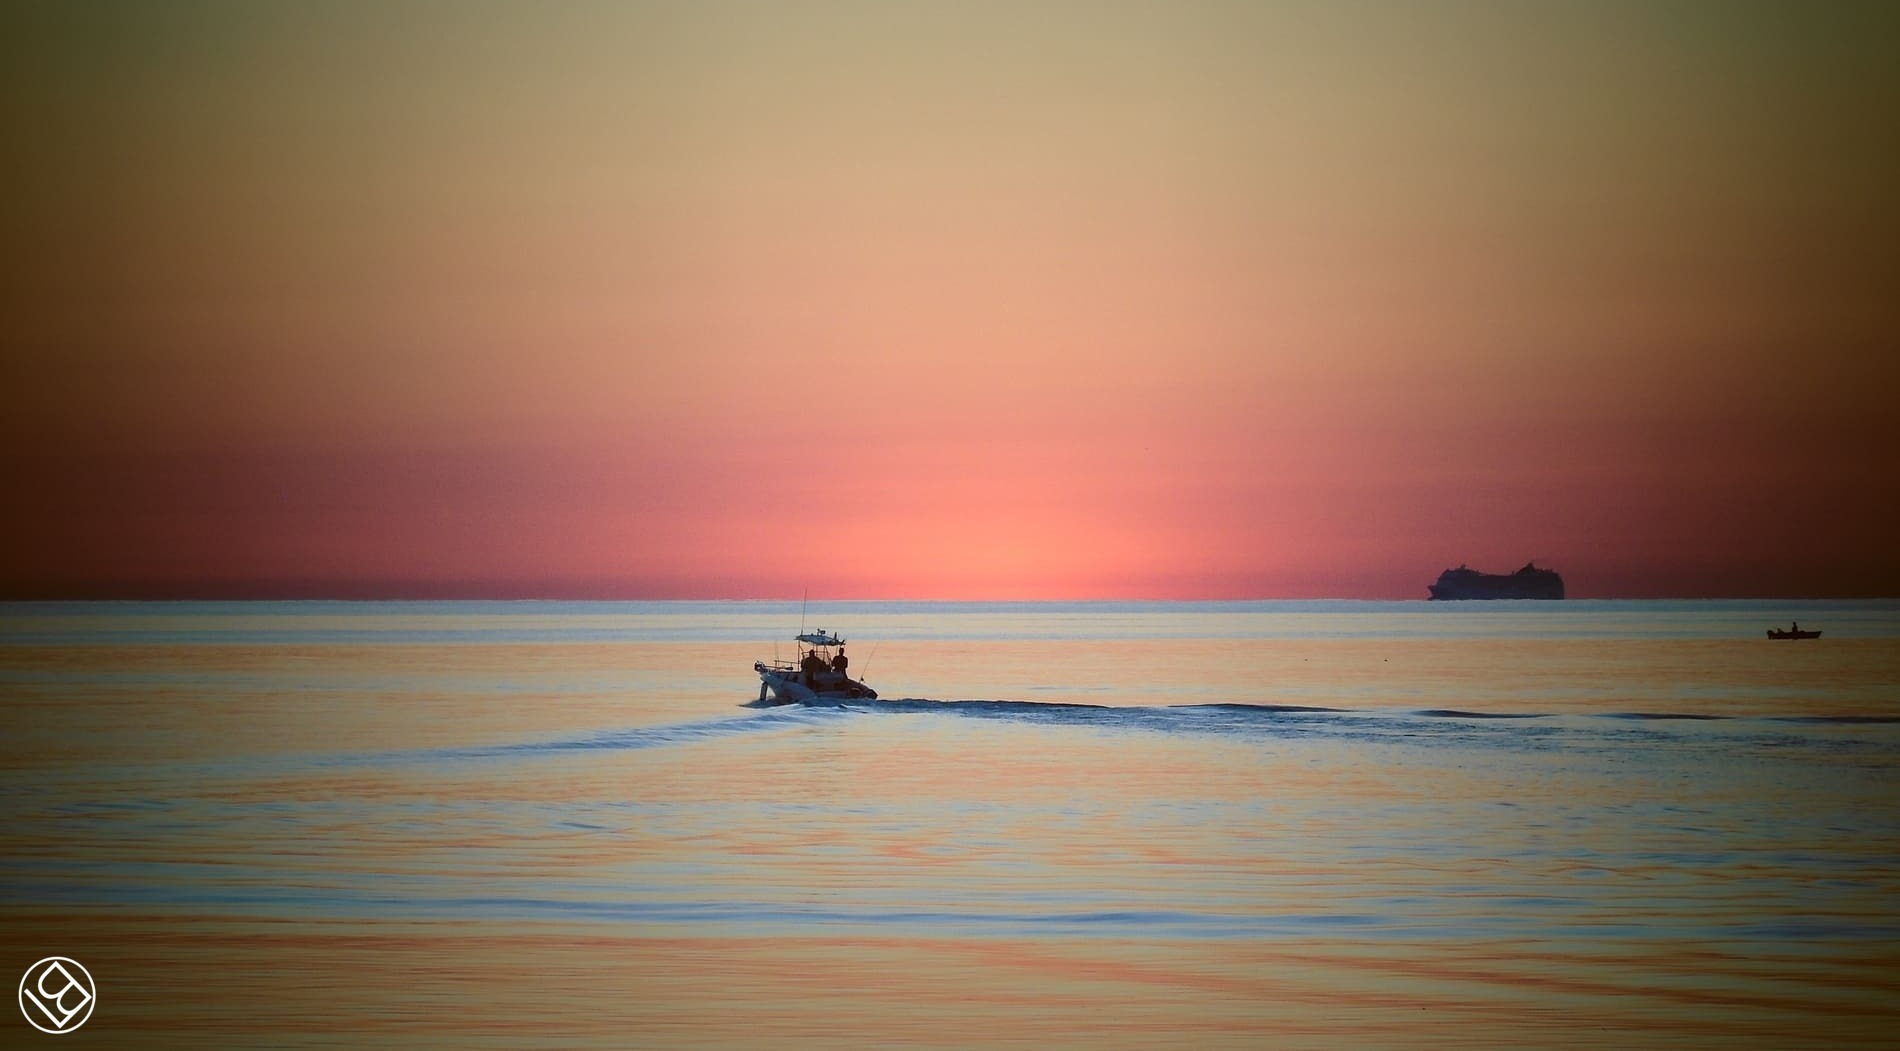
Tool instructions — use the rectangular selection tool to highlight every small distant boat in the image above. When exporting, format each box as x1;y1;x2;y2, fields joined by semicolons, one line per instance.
1766;623;1821;640
754;629;878;704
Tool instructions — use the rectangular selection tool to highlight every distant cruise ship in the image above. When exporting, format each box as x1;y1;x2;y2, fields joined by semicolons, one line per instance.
1428;562;1564;600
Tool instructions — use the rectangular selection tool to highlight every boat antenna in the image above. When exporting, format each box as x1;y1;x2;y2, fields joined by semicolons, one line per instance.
799;587;808;638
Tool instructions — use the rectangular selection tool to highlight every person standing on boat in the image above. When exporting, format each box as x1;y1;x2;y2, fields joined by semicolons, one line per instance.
831;647;849;679
800;648;825;686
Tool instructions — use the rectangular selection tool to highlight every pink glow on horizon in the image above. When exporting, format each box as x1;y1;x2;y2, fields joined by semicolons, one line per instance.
3;3;1896;599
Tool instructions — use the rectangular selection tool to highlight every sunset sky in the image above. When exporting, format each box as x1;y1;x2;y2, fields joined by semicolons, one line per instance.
3;1;1896;599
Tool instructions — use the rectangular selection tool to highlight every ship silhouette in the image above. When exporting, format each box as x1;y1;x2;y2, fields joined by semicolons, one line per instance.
1428;562;1564;600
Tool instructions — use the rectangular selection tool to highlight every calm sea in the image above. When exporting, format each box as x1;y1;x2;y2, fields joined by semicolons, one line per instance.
3;600;1898;1048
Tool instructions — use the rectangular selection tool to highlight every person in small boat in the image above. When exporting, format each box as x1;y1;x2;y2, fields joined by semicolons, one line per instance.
800;648;826;686
830;647;849;679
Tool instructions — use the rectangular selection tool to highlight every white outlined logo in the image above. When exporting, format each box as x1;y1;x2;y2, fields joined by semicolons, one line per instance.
19;958;95;1034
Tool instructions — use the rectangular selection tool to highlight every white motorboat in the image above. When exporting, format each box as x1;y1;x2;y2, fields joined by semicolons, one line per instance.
754;629;878;704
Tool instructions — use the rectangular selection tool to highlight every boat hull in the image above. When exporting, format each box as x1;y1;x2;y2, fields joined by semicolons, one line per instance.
1766;630;1821;640
755;663;878;704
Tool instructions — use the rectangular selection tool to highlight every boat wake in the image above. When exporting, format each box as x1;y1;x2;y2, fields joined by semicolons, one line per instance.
807;698;1900;726
355;706;854;766
341;697;1900;770
715;698;1900;761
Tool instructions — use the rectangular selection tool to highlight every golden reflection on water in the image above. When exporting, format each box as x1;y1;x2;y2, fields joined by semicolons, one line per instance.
9;915;1896;1049
3;606;1899;1047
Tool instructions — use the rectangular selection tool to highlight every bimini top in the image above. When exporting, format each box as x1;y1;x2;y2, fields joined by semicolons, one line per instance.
795;631;846;647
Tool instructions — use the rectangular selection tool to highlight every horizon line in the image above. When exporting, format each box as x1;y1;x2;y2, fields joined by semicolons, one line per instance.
3;591;1895;604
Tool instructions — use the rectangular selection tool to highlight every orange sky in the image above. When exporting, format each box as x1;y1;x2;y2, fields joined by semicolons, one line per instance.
3;2;1897;599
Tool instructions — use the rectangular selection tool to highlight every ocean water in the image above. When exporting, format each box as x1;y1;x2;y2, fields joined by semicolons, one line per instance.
3;599;1898;1048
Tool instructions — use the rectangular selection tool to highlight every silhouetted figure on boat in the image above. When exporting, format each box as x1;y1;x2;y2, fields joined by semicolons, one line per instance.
831;648;849;676
800;649;826;686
